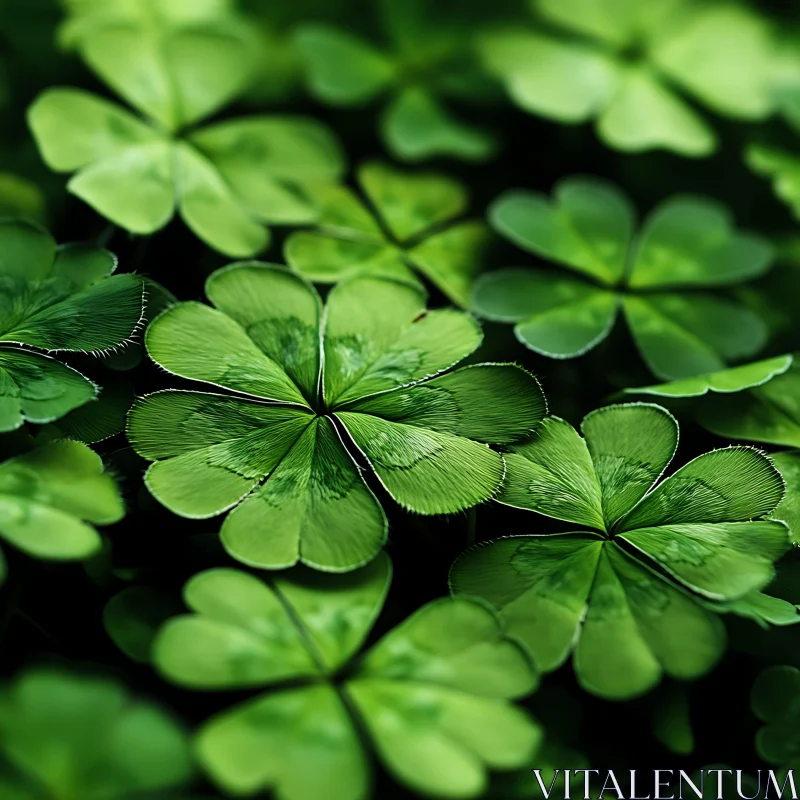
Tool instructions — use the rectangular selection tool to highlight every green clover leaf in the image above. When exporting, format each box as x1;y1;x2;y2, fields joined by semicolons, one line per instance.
0;219;144;432
771;451;800;543
450;402;792;700
482;0;782;156
28;4;345;258
154;553;540;800
127;264;546;572
0;666;193;800
294;3;497;162
746;143;800;223
476;177;773;380
284;161;491;307
698;358;800;447
0;438;123;585
752;665;800;769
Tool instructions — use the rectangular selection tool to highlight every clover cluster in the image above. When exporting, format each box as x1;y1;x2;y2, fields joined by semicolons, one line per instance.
1;1;800;799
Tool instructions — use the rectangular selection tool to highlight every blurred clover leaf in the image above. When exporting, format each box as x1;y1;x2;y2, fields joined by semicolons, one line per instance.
752;665;800;769
698;359;800;447
154;553;541;800
0;666;193;800
28;2;345;258
294;0;498;162
284;161;490;307
0;440;124;585
482;0;783;156
476;177;774;381
127;264;546;572
771;451;800;543
0;174;46;222
0;219;144;432
450;402;793;700
746;138;800;223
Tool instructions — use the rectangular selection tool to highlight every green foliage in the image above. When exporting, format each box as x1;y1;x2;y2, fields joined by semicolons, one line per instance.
154;553;540;800
294;0;497;162
127;264;546;571
0;666;193;799
476;177;774;380
284;161;490;306
698;359;800;447
450;403;793;699
483;0;786;155
28;2;345;257
0;439;124;584
752;665;800;768
0;220;143;432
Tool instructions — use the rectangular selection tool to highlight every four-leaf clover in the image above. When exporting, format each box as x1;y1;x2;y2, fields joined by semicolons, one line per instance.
28;6;345;258
0;219;144;432
127;264;546;572
294;1;497;162
0;667;193;800
284;161;490;307
154;553;541;800
481;0;782;156
0;439;124;584
475;177;773;380
450;403;791;699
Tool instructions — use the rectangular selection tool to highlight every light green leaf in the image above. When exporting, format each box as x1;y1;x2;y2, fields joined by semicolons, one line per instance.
771;451;800;543
347;364;546;445
358;161;467;243
0;668;192;800
0;440;122;562
128;391;312;518
582;402;679;528
144;301;308;404
221;417;387;572
0;349;96;432
337;411;505;514
498;417;605;530
382;88;496;163
407;220;490;308
197;684;368;800
479;31;620;123
27;88;160;172
175;142;269;258
620;521;790;600
623;293;767;380
651;4;778;120
322;276;481;405
618;446;785;530
597;69;716;157
720;591;800;628
630;196;774;288
189;116;345;223
69;141;175;235
534;0;652;47
698;361;800;447
746;144;800;220
294;25;396;105
489;178;635;285
622;355;794;398
204;263;321;402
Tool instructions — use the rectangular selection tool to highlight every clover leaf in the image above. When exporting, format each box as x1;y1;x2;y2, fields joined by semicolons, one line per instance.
28;6;345;258
0;666;193;800
752;666;800;769
284;161;490;307
475;178;773;380
153;553;540;800
746;143;800;223
698;359;800;447
0;219;144;432
622;354;794;398
450;402;790;699
127;264;546;572
0;439;124;585
294;1;497;162
482;0;782;156
771;452;800;543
